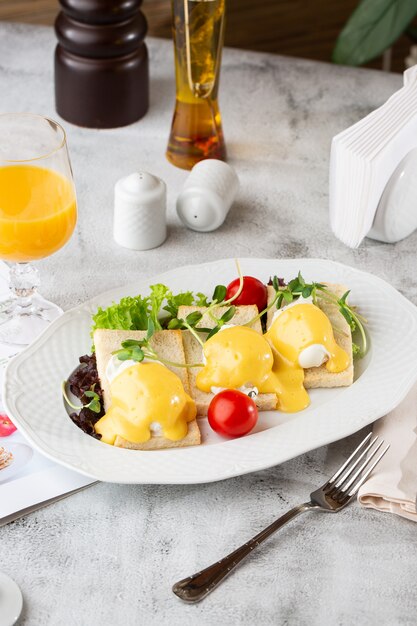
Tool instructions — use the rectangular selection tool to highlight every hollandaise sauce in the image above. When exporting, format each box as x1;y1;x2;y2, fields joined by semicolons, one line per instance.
265;303;349;374
196;326;275;392
196;326;310;413
196;308;349;414
260;351;310;413
95;363;197;444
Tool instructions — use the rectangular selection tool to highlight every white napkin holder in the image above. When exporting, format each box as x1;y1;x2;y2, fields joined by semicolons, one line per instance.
330;66;417;248
368;147;417;243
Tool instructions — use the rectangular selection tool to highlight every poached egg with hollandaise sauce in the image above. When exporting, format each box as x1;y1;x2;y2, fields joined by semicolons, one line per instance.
94;362;196;444
196;301;349;413
265;301;349;374
196;325;309;412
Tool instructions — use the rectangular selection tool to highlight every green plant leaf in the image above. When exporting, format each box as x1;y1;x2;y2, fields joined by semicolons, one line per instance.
297;272;306;288
287;278;301;293
131;347;145;362
167;318;183;329
163;291;194;318
149;284;171;331
195;292;210;307
84;390;101;413
340;306;354;327
338;290;351;305
220;306;236;323
115;349;132;361
146;317;155;340
121;339;142;348
186;311;203;326
212;285;226;303
91;295;149;334
333;0;417;66
206;326;220;340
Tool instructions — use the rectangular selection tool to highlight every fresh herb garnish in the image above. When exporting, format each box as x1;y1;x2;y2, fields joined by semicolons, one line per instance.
92;286;220;340
62;382;102;414
166;260;244;342
83;389;101;413
113;318;204;368
263;272;368;358
206;306;236;340
212;284;227;304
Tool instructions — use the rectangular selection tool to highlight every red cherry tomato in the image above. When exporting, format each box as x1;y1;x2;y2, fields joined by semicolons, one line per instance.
226;276;267;313
0;414;17;437
208;390;258;438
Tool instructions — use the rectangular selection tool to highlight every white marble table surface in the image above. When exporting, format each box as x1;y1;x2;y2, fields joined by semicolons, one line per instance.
1;22;416;626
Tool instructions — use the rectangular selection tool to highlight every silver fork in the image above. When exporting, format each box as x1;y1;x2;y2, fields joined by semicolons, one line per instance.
173;433;389;603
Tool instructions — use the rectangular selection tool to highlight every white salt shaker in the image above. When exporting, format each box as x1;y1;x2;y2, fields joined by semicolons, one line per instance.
176;159;239;232
113;172;167;250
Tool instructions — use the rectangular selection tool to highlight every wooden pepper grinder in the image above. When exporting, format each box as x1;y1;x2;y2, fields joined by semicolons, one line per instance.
55;0;149;128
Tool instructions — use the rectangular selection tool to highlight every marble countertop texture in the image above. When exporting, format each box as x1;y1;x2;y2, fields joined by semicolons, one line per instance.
1;22;416;626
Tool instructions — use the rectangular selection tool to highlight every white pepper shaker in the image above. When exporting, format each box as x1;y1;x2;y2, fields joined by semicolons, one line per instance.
113;172;167;250
176;159;239;232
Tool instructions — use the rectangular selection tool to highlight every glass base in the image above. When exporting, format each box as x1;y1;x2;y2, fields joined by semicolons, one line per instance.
0;295;62;346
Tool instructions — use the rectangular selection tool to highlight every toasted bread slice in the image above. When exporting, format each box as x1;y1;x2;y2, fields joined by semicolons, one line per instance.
113;420;201;450
93;328;201;450
266;283;354;388
177;305;277;416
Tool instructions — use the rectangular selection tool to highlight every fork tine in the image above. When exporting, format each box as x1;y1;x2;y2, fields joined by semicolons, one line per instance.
327;432;372;485
334;436;382;489
347;444;390;497
337;438;385;494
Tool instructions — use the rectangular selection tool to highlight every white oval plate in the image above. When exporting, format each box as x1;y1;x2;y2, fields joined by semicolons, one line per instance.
3;258;417;484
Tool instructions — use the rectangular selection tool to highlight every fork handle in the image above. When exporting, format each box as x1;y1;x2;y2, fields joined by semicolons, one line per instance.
172;501;315;603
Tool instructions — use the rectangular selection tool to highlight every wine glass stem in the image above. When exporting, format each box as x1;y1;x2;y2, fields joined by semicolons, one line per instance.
9;262;40;313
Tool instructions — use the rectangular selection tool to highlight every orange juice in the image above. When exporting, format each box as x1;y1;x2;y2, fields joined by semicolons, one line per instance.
0;165;77;262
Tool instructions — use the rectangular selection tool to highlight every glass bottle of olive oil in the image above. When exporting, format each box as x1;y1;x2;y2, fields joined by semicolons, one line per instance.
166;0;226;170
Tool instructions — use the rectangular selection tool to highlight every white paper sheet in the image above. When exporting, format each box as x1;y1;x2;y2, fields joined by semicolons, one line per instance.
0;262;95;525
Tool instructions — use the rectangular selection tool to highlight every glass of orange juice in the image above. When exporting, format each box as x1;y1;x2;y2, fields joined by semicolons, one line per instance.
0;113;77;345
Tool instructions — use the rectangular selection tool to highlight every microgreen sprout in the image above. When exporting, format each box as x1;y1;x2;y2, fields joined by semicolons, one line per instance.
247;271;368;359
165;259;244;342
113;318;204;368
62;382;102;414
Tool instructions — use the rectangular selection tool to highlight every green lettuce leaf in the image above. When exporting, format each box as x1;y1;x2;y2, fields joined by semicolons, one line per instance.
163;291;195;318
195;292;210;307
149;284;172;331
92;295;149;334
91;283;213;338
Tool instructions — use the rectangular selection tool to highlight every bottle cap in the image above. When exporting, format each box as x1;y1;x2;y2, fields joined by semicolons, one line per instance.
176;159;239;232
113;172;167;250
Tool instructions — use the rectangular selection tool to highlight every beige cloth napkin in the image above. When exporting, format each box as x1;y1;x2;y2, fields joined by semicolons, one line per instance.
358;382;417;522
